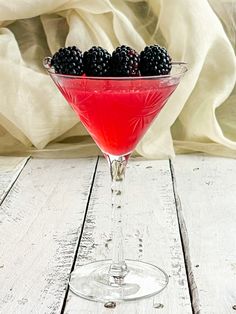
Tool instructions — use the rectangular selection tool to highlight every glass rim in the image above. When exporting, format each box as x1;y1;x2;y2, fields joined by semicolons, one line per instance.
44;60;188;81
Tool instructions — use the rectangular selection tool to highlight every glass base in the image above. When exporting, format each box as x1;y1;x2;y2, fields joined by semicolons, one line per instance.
69;260;169;302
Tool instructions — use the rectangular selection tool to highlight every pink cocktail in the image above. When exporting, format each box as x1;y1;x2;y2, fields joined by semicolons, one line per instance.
45;63;187;303
52;75;179;156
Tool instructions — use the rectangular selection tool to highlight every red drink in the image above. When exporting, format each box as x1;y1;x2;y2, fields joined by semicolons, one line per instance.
53;76;178;156
46;61;187;303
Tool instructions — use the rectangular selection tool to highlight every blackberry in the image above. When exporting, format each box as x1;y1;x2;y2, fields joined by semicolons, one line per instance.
111;45;140;77
51;46;83;75
83;46;111;77
139;45;172;76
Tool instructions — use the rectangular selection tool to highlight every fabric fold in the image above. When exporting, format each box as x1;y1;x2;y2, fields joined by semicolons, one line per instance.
0;0;235;158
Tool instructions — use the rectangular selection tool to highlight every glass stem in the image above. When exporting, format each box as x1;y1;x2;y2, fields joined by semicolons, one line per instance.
105;153;130;284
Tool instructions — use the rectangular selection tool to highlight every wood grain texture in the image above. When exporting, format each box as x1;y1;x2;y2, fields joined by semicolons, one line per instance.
64;158;192;314
0;158;97;314
173;154;236;314
0;157;29;203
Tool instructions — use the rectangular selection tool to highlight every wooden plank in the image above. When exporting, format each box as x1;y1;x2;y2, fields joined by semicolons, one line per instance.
0;157;97;314
172;154;236;314
0;157;29;203
64;158;192;314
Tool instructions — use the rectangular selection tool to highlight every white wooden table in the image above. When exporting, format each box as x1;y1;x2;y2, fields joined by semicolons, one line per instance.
0;155;235;314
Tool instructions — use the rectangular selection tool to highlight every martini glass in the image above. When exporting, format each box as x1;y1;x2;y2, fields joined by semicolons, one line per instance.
44;59;187;302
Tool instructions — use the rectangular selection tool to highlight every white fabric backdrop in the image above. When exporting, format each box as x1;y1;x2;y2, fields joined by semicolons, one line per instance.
0;0;235;158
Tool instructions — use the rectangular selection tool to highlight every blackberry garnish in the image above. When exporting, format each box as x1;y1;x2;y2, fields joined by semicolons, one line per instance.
83;46;111;77
139;45;172;76
111;45;140;77
51;46;83;75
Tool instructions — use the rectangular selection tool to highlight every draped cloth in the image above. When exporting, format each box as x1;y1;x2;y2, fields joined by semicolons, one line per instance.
0;0;235;158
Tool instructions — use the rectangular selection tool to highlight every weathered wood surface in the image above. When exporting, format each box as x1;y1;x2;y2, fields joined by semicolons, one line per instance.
0;157;29;203
64;158;192;314
173;155;236;314
1;155;234;314
0;158;97;314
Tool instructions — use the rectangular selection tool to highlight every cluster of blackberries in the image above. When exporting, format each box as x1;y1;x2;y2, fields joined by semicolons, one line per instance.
50;44;172;77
